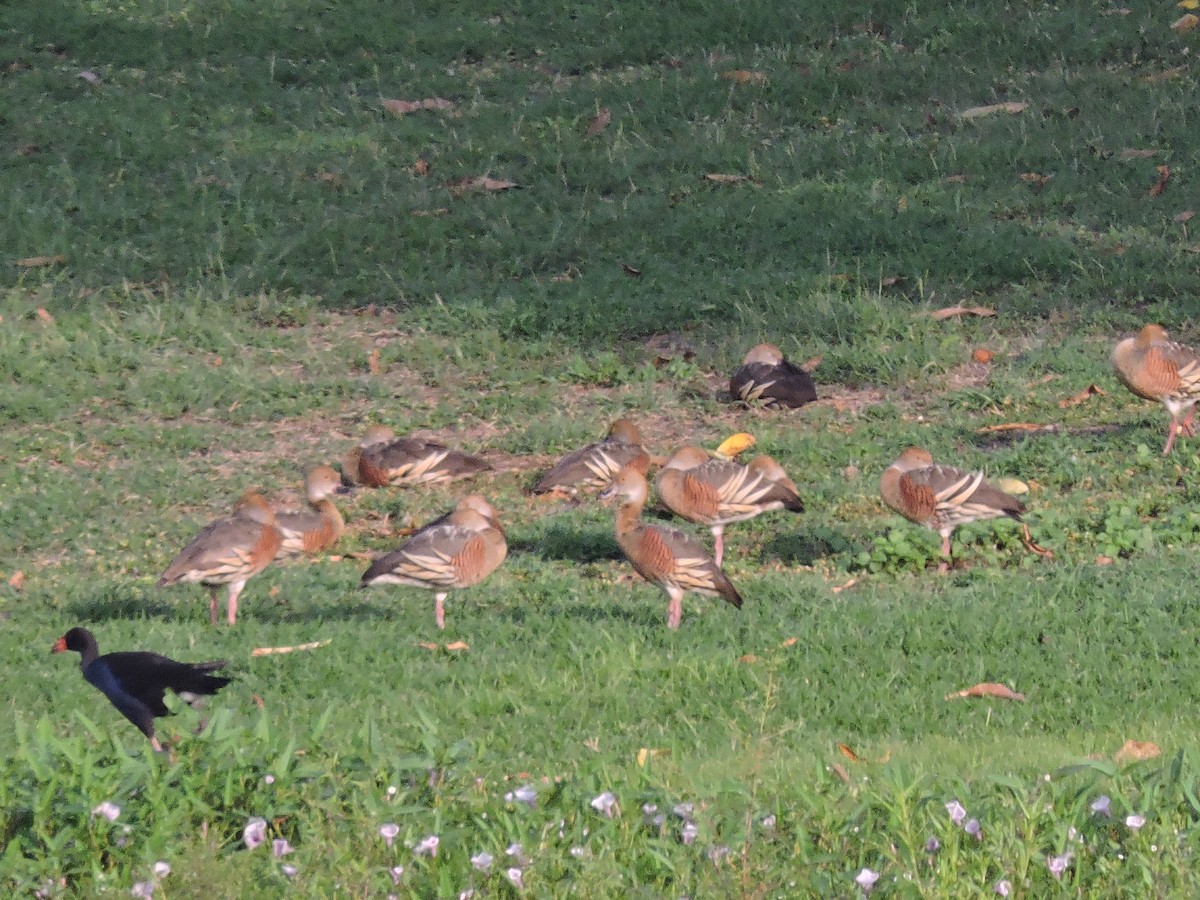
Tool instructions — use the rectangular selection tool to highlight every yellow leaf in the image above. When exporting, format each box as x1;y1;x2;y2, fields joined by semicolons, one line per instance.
1181;0;1199;8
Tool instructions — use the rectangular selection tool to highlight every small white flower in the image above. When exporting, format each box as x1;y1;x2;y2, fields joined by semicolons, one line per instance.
152;862;170;879
590;791;619;817
1067;826;1079;842
855;868;880;891
92;802;121;822
944;800;966;826
505;867;524;890
281;865;297;878
1091;795;1111;816
673;802;694;820
1047;853;1071;878
642;803;658;818
414;835;439;857
243;817;267;850
994;879;1012;897
263;774;276;785
505;784;537;807
130;883;154;898
273;838;294;858
379;822;399;848
459;892;475;900
707;845;730;865
471;852;493;872
569;846;587;858
680;822;698;845
1125;814;1146;830
964;819;981;839
390;866;404;884
760;814;776;831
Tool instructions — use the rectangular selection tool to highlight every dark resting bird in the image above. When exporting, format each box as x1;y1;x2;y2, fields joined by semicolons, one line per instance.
343;425;492;488
729;343;817;408
532;417;651;495
52;627;231;751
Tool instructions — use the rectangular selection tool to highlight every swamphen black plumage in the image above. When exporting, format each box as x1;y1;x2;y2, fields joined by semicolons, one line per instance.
51;627;231;751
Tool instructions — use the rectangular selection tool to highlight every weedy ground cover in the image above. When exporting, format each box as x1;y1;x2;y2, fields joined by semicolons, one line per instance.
4;1;1200;896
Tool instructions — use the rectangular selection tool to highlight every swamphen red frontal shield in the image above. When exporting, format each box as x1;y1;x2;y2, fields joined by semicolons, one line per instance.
51;627;231;751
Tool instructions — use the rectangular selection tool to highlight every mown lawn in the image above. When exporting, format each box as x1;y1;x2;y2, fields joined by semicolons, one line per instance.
4;1;1200;896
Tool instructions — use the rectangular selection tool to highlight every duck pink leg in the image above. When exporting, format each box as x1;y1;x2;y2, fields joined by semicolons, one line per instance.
209;588;219;625
938;534;952;573
151;736;164;752
712;526;725;568
1163;416;1181;456
435;592;447;630
666;588;683;630
226;581;244;625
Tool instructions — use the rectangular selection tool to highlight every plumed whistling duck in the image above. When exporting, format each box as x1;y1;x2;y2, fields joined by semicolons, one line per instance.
1112;324;1200;455
343;426;491;488
655;446;804;567
274;465;351;558
600;466;742;630
729;343;817;408
359;495;507;629
157;491;282;625
532;418;651;495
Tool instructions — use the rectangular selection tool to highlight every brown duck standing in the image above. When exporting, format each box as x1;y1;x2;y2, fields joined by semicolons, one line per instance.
343;425;491;488
359;495;507;629
52;627;230;751
601;467;742;630
1111;324;1200;455
729;343;817;408
274;466;351;558
157;491;282;625
655;446;804;567
532;418;651;495
879;447;1048;572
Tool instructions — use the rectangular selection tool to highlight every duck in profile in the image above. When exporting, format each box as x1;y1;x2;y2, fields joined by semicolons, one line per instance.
52;627;231;752
655;446;804;566
157;491;282;625
274;466;351;558
532;418;651;495
360;495;507;629
880;447;1050;571
729;343;817;408
600;466;742;630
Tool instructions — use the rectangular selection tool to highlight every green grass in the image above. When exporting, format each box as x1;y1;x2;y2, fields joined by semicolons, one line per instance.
5;0;1200;895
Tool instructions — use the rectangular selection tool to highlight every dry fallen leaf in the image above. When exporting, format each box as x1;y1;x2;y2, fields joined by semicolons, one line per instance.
620;263;642;277
830;577;859;594
1095;555;1115;565
960;101;1028;120
35;307;54;324
1019;172;1053;189
418;641;440;651
1058;383;1106;407
829;762;850;783
944;173;968;184
78;70;100;84
209;354;223;367
636;747;669;766
837;743;861;762
946;682;1026;702
444;641;469;651
367;348;381;375
1171;13;1199;32
585;107;611;137
973;348;994;364
1181;0;1199;10
1150;165;1171;197
738;653;759;663
1175;210;1194;224
1120;148;1157;159
703;173;751;184
1116;740;1161;763
721;69;768;85
925;305;996;320
8;570;25;592
447;176;519;195
976;422;1055;433
781;636;798;648
251;693;265;709
382;97;456;115
251;639;332;656
15;255;66;268
412;158;430;176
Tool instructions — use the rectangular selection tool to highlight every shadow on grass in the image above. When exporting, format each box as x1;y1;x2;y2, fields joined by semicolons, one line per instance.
65;585;179;623
509;525;623;563
764;526;857;567
971;422;1130;451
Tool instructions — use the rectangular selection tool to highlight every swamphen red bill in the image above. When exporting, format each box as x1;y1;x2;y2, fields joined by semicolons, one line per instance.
51;627;231;751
